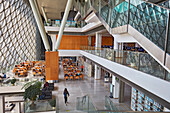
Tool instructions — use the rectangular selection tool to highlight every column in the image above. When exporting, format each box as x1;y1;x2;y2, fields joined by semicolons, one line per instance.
88;36;92;46
94;65;101;79
49;34;57;51
29;0;50;51
55;0;73;51
114;36;118;50
0;96;5;113
15;102;21;113
119;80;125;103
95;32;102;48
112;75;119;98
41;7;48;23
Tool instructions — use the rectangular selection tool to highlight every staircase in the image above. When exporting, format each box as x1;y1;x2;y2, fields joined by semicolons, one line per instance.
73;0;170;72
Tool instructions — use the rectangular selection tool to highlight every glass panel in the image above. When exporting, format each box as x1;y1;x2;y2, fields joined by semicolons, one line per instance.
105;96;118;111
81;46;170;82
24;97;58;113
76;95;96;112
129;0;169;51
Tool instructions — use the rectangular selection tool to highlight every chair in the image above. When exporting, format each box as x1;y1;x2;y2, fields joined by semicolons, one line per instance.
64;76;69;80
70;76;74;80
75;75;79;80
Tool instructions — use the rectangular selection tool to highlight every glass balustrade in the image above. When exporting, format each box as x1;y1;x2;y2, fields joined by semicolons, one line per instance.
129;0;169;51
81;46;170;82
74;0;169;54
105;96;118;111
44;20;86;28
76;95;96;112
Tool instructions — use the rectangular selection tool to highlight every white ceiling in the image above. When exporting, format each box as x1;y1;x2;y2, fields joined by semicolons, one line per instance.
37;0;69;20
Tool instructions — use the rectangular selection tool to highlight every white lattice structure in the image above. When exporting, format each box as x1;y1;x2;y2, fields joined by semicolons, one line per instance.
0;0;36;73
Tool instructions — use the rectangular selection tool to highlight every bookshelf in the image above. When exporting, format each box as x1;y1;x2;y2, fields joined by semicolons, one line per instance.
131;87;165;112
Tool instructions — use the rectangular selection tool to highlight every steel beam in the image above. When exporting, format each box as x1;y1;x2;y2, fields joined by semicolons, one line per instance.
54;0;73;51
41;6;48;23
29;0;50;51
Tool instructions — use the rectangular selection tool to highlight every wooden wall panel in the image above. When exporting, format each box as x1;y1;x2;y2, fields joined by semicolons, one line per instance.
56;35;88;50
91;36;113;46
102;36;113;46
91;36;95;46
45;51;59;81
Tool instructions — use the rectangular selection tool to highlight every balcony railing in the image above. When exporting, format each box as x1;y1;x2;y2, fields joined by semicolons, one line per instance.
81;46;170;82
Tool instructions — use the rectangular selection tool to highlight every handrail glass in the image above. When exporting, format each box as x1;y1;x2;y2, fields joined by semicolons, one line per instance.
98;0;169;52
105;96;118;111
76;95;96;112
81;46;170;81
73;0;170;54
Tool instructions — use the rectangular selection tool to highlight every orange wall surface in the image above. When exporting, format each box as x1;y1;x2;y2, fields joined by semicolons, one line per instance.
91;36;113;46
56;35;89;50
45;51;59;81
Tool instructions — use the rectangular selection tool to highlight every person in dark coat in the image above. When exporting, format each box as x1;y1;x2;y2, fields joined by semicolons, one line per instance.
63;88;69;105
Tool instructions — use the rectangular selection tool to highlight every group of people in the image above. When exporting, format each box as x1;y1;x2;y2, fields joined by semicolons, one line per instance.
0;73;6;79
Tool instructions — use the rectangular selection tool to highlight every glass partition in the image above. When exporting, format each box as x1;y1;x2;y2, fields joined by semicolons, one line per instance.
129;0;169;51
24;96;59;113
76;95;96;112
81;46;170;82
105;96;118;111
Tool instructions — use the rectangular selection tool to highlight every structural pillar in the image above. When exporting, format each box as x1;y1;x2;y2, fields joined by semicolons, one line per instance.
45;51;59;82
119;80;125;103
94;32;102;80
49;34;57;51
88;36;92;46
94;65;101;79
114;36;118;50
95;32;102;48
29;0;50;51
55;0;73;51
15;102;21;113
0;96;5;113
112;75;119;98
41;7;48;23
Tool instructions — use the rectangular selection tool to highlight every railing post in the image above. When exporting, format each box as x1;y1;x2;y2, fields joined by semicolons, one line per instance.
88;95;89;113
99;0;101;14
113;50;116;62
108;0;112;26
127;0;131;32
163;11;169;80
122;50;125;65
138;53;141;70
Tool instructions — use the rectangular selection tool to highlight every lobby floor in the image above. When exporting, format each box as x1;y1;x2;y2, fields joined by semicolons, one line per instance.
52;64;131;112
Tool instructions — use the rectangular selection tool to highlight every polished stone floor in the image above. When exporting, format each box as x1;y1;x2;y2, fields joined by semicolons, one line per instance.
5;63;131;113
52;64;131;112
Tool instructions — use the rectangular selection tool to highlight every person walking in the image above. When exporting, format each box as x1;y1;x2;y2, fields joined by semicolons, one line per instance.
63;88;69;105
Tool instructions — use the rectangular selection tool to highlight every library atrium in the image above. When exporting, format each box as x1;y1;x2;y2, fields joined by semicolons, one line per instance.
0;0;170;113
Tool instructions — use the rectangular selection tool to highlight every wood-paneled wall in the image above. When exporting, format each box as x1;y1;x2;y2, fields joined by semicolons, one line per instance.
56;35;89;50
91;36;113;46
45;51;59;81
